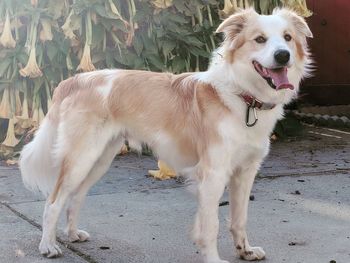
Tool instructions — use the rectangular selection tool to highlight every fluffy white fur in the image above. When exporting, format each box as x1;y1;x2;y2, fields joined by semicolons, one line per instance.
19;8;312;263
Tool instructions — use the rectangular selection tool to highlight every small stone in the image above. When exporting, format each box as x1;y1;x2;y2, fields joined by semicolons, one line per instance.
99;246;110;250
219;201;229;207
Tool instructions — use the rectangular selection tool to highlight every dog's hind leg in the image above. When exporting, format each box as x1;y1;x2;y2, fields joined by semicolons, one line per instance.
39;122;116;257
192;168;229;263
229;164;265;261
65;137;124;242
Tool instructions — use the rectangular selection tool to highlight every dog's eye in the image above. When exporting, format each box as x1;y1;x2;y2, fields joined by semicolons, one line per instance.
255;36;266;44
284;34;292;41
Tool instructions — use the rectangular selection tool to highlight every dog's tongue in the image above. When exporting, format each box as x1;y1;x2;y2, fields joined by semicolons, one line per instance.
267;67;294;90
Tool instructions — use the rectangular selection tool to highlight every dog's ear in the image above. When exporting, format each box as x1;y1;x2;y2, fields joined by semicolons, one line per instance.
274;8;313;38
216;8;258;42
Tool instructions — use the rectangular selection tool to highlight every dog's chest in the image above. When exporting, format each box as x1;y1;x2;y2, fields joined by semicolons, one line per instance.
217;118;272;167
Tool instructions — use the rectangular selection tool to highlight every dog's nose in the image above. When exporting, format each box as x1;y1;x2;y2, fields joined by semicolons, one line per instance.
274;49;290;65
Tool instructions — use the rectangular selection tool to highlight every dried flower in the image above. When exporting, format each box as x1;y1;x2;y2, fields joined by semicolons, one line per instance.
19;46;43;78
76;43;96;72
148;160;176;180
0;11;16;48
109;0;129;26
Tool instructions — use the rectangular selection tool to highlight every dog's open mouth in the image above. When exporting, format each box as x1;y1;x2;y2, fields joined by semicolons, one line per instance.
253;61;294;90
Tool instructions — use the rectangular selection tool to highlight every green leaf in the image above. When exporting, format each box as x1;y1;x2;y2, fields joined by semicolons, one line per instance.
161;40;176;57
147;55;165;71
189;47;210;58
168;14;188;24
91;24;105;47
183;36;203;47
46;42;58;61
133;34;144;56
171;56;185;73
0;58;12;78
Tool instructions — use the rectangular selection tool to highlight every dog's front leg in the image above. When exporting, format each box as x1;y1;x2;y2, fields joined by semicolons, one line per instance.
229;165;265;261
192;168;229;263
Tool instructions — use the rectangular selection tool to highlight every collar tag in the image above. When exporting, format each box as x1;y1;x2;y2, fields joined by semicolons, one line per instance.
246;104;258;127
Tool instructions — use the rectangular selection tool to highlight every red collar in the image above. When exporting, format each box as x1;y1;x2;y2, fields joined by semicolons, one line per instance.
240;94;275;110
240;94;276;127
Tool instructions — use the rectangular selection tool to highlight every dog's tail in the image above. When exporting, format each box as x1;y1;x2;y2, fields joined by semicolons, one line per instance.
19;78;75;197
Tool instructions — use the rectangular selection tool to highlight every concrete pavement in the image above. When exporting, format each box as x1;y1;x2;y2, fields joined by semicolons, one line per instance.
0;125;349;263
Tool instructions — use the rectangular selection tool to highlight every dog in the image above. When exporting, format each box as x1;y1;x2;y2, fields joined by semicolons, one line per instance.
19;8;312;263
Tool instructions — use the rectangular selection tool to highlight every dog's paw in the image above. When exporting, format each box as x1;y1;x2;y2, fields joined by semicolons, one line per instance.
39;240;62;258
238;246;265;261
68;229;90;242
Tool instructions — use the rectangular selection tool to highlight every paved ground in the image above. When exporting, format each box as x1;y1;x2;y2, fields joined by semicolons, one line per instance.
0;125;349;263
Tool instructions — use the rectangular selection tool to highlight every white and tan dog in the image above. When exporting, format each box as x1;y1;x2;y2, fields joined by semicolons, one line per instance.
20;8;312;263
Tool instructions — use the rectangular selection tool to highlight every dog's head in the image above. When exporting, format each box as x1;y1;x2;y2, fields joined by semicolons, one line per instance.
216;8;313;104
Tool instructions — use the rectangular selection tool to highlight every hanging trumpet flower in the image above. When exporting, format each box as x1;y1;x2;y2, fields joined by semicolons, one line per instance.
19;45;43;78
77;12;95;72
20;16;42;78
0;10;16;48
281;0;313;17
219;0;238;19
0;88;11;119
151;0;173;9
61;10;77;40
39;19;53;42
77;42;95;72
16;86;33;130
31;0;38;7
2;118;20;147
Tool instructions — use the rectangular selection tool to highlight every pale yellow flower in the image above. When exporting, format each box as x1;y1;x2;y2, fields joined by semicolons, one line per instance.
76;43;96;72
281;0;312;17
16;94;33;129
39;19;53;42
0;11;16;48
19;46;43;78
151;0;173;9
219;0;239;19
61;11;77;40
0;88;11;119
2;118;20;147
31;0;38;7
